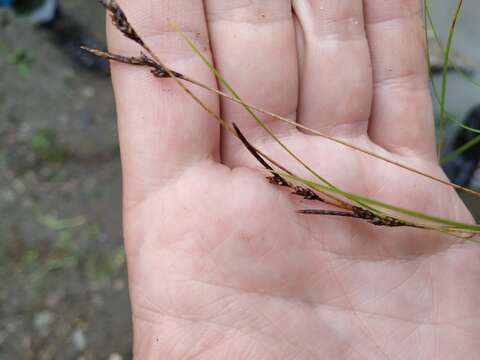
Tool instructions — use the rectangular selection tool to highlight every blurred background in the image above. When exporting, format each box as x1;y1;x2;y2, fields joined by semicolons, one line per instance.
1;1;129;359
0;1;478;359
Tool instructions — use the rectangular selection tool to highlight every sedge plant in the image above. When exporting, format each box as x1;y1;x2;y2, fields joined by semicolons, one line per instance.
88;0;480;241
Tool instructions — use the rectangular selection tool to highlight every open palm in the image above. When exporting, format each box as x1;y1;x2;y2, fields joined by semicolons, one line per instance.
107;0;480;358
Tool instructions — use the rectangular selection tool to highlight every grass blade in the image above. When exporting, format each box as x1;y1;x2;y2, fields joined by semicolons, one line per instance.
171;23;480;198
442;133;480;163
437;0;464;156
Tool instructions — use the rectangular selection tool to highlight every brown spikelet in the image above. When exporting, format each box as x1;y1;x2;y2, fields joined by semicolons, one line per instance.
81;47;185;78
97;0;144;46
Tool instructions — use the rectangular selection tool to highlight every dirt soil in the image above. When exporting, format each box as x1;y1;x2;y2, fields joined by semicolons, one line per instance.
0;1;479;360
1;2;131;359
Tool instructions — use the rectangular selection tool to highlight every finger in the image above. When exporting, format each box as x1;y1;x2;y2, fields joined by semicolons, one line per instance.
364;0;436;159
293;0;372;138
107;0;220;204
204;0;299;164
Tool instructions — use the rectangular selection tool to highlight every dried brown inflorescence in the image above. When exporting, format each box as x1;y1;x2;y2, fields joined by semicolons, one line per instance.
97;0;143;45
88;0;415;230
81;47;184;79
234;123;409;228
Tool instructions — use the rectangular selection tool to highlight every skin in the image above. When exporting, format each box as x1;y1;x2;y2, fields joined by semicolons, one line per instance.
107;1;480;358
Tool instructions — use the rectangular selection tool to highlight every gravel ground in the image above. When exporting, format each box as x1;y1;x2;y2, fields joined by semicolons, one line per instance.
1;1;131;359
0;1;478;359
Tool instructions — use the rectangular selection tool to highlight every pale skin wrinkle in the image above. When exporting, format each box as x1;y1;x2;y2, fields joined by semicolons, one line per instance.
107;0;480;358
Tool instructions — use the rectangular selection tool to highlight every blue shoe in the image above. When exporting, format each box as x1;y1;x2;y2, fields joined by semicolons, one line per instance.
39;6;109;75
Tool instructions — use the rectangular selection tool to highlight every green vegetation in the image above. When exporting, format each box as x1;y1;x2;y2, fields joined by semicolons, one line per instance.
30;128;66;163
6;47;34;77
425;0;480;162
1;213;125;289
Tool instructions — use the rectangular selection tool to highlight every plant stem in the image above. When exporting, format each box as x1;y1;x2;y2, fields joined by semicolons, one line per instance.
437;0;464;156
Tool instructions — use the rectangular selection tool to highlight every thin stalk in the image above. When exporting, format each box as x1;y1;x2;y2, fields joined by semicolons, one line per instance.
175;26;383;214
96;0;480;240
95;1;361;214
441;134;480;164
189;76;480;197
279;172;480;240
176;29;480;198
437;0;464;156
425;5;480;136
82;45;480;198
426;3;480;88
174;26;335;188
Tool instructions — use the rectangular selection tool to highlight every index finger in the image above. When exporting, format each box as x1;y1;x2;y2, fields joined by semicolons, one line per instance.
107;0;220;205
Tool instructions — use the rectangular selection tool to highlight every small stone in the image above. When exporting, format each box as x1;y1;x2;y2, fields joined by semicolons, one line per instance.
62;68;75;79
92;294;104;307
113;279;125;291
21;335;32;349
58;114;69;125
46;289;66;308
72;328;87;351
81;86;96;99
0;332;7;345
109;353;123;360
0;189;15;203
74;100;86;111
34;311;55;336
12;178;26;194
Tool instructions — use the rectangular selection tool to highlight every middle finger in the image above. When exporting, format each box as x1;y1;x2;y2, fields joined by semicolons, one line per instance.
205;0;299;166
293;0;372;138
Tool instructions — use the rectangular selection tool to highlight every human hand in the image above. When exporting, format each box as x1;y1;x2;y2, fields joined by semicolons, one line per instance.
107;1;479;358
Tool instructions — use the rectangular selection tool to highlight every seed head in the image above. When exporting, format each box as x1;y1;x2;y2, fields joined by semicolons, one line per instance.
97;0;144;46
